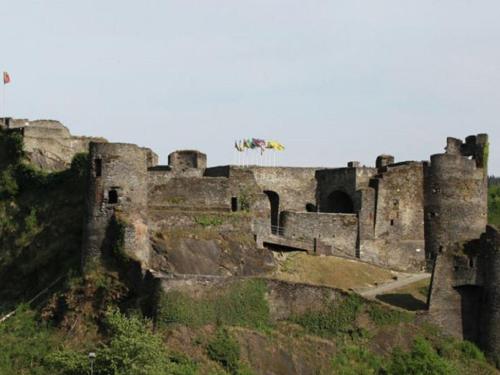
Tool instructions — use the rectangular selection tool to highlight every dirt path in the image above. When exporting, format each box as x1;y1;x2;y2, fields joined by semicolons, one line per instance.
358;273;431;298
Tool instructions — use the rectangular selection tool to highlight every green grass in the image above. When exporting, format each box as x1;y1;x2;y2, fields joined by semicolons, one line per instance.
367;304;413;326
0;304;58;375
46;308;198;375
489;185;500;228
195;215;224;227
330;335;495;375
290;293;365;338
206;328;254;375
330;345;383;375
158;279;270;330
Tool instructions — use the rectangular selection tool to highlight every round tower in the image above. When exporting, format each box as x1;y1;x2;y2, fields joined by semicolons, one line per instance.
424;135;488;263
425;134;488;340
82;142;150;271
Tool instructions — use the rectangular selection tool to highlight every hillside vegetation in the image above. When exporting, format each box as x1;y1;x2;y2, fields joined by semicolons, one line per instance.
0;128;498;374
489;184;500;228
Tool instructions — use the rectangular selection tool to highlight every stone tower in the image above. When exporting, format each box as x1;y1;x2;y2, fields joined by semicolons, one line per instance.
424;134;488;265
168;150;207;170
425;134;489;341
82;142;151;271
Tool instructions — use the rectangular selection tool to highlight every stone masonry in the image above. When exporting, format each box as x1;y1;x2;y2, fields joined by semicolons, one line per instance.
2;117;498;360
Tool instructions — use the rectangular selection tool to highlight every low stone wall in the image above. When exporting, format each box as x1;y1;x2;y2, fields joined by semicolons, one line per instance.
156;275;349;322
360;239;426;272
147;210;254;232
148;176;232;212
280;211;358;257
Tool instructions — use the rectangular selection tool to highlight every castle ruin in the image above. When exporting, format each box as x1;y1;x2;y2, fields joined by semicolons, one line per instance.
1;117;499;359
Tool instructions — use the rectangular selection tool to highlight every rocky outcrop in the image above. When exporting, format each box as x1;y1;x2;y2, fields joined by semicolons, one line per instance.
1;118;106;171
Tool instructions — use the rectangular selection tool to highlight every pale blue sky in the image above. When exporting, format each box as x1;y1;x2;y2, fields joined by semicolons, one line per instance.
1;1;499;173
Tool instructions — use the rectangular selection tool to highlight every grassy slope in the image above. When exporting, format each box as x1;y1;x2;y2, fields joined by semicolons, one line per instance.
153;279;498;374
272;252;395;290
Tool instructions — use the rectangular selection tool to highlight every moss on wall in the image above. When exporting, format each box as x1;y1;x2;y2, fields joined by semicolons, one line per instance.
158;279;270;330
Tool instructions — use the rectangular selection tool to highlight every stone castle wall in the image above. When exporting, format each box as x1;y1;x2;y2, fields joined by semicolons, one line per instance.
148;176;232;212
280;211;358;257
316;166;377;212
1;118;106;171
359;162;426;271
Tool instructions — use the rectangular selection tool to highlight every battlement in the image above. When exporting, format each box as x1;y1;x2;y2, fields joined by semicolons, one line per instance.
168;150;207;170
444;133;489;168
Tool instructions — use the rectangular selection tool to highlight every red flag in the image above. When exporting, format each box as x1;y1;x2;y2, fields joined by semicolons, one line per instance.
3;72;11;85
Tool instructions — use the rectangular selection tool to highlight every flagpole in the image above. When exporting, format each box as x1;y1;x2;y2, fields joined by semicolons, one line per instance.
2;72;7;119
2;81;4;118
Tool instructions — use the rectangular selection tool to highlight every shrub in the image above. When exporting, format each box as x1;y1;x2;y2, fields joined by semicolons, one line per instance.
207;328;241;374
456;340;486;362
331;346;382;375
436;338;491;371
158;279;270;330
0;167;18;197
0;131;87;305
290;294;364;337
14;208;42;248
0;304;57;375
489;185;500;227
69;153;89;178
238;189;253;212
385;336;456;375
0;128;24;167
46;308;198;375
368;304;413;326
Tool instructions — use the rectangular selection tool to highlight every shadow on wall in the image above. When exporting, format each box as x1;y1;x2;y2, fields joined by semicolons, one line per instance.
264;190;280;234
376;293;427;311
455;285;483;344
323;191;354;213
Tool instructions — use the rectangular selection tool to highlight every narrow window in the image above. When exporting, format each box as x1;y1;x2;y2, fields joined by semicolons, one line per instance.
390;219;394;226
95;158;102;177
108;189;118;204
231;197;238;212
